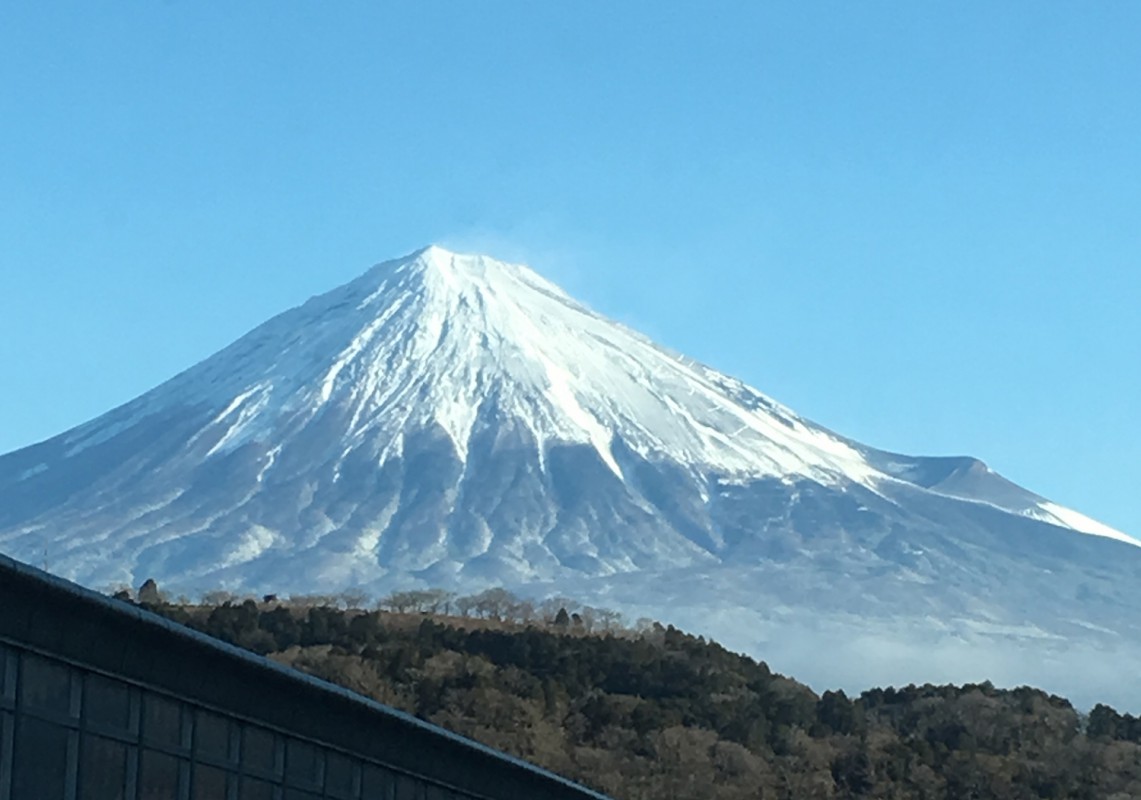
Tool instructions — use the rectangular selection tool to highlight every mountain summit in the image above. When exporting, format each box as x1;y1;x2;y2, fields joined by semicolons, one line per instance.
2;247;1139;707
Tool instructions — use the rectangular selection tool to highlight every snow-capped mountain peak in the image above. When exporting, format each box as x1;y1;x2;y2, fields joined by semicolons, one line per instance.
82;247;878;488
2;246;1139;708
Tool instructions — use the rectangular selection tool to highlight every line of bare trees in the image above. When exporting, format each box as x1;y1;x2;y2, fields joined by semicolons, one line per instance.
370;587;627;633
118;580;633;635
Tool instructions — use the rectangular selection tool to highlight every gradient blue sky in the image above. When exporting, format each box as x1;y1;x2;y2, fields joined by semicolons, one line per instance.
2;3;1138;535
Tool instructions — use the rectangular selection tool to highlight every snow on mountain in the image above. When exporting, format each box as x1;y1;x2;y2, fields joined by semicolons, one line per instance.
1025;501;1139;547
1;245;1139;708
66;245;877;482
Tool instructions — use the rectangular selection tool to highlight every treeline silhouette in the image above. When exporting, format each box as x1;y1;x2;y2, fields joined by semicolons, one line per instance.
126;584;1141;799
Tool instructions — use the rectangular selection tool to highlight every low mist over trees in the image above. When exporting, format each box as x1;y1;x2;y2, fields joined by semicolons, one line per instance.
125;584;1141;799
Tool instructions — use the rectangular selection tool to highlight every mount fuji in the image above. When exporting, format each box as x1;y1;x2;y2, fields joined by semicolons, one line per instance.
2;246;1139;707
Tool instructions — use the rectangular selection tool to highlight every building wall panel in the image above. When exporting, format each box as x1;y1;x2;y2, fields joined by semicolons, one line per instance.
0;556;611;800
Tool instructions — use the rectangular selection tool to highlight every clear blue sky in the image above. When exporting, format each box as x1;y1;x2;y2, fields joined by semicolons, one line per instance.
2;3;1138;535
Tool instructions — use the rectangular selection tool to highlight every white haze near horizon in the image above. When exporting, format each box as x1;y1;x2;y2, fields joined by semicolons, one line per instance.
612;602;1137;715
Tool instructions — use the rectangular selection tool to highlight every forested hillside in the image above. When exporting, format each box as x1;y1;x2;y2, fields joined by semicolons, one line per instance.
135;588;1141;799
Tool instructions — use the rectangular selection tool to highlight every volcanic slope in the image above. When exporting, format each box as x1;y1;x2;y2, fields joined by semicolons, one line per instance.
2;246;1139;707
